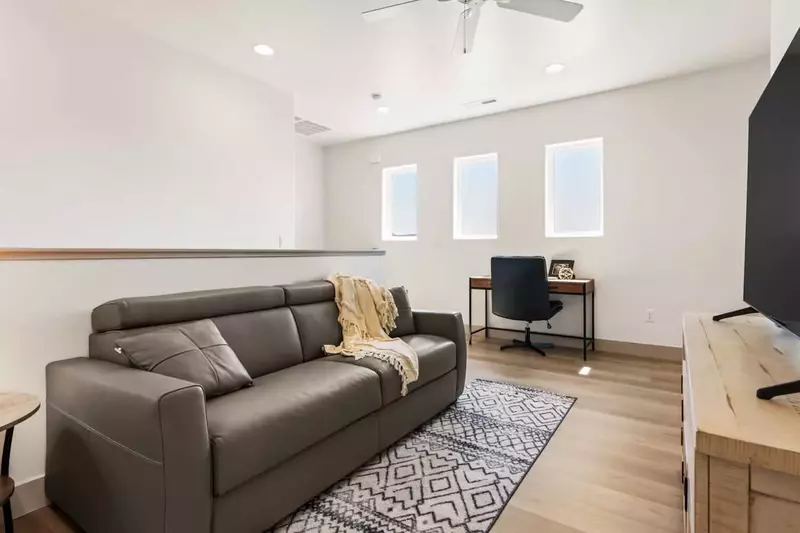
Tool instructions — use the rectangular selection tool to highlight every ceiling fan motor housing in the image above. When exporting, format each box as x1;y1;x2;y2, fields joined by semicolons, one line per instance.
365;0;584;54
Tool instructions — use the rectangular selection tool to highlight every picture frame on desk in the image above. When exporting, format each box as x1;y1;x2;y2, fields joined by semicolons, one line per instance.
549;259;575;278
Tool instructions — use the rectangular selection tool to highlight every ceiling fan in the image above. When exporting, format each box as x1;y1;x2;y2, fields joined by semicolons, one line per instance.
362;0;584;55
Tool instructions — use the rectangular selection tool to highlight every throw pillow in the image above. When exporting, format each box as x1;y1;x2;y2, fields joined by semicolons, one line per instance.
115;319;253;398
390;286;416;337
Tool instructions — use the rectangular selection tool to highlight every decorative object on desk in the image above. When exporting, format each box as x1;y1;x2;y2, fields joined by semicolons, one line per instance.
557;267;575;280
272;379;575;533
549;259;575;278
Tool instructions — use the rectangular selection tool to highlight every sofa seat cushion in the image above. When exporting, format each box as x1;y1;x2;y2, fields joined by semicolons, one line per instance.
323;334;456;406
206;360;382;496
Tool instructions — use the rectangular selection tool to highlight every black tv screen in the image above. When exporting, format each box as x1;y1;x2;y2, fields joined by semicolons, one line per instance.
744;29;800;336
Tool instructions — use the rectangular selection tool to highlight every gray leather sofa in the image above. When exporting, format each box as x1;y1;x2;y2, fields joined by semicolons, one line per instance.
45;281;466;533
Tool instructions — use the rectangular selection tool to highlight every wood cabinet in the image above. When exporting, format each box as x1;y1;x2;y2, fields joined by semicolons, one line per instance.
683;314;800;533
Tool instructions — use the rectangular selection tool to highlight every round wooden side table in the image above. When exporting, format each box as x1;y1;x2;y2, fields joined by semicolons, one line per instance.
0;393;40;533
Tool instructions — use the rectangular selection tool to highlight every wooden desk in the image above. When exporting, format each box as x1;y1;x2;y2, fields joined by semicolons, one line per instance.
683;314;800;533
1;392;40;533
469;275;596;360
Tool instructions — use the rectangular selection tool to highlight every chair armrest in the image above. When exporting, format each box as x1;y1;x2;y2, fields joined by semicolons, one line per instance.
413;310;467;397
46;358;211;533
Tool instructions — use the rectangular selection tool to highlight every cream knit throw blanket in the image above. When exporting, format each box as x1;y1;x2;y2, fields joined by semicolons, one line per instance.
324;274;419;396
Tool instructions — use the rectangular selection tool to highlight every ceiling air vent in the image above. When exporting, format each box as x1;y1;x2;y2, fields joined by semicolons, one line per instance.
463;98;498;109
294;116;331;136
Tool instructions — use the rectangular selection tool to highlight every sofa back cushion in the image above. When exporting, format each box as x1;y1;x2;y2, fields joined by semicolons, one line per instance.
89;286;304;378
283;281;343;361
389;286;415;337
92;286;285;333
213;309;303;377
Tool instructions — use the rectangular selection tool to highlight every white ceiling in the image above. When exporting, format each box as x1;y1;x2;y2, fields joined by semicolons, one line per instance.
74;0;769;145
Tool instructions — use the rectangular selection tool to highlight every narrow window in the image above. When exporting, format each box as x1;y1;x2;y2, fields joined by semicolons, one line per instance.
545;138;604;237
453;153;499;240
382;164;418;241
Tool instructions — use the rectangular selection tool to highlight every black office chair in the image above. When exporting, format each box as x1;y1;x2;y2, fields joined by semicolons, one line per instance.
491;256;564;356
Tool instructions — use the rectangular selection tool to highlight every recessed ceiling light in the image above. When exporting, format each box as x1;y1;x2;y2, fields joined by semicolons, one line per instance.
578;366;592;376
253;44;275;57
377;106;390;114
545;63;565;74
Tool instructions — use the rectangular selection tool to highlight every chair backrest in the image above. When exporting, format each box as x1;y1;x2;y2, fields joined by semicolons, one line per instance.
491;256;552;322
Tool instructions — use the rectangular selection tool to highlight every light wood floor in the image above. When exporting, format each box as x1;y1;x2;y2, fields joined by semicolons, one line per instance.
468;340;683;533
9;339;683;533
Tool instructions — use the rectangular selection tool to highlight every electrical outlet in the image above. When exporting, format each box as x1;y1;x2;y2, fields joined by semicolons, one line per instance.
646;309;655;323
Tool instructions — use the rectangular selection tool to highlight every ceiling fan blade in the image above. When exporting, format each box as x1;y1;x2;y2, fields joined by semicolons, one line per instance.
362;0;423;22
496;0;583;22
453;5;482;55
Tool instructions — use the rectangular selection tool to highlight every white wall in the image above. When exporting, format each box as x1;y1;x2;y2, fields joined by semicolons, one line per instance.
0;0;348;516
0;1;296;249
324;59;769;348
0;254;385;515
294;137;326;249
771;0;800;71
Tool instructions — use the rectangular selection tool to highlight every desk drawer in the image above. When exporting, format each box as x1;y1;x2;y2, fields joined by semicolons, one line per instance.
548;281;585;294
469;277;491;289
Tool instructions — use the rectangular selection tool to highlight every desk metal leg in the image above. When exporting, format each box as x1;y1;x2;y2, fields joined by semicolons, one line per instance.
592;291;595;352
582;289;587;362
484;290;489;339
468;285;473;345
2;427;14;533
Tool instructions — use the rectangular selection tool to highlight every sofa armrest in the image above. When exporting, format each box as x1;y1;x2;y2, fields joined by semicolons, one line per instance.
46;358;211;533
413;310;467;397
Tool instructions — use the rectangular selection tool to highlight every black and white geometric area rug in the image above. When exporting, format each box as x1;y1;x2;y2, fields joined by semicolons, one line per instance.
271;379;576;533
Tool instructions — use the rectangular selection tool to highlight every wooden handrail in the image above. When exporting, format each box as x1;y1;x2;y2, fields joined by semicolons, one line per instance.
0;248;385;261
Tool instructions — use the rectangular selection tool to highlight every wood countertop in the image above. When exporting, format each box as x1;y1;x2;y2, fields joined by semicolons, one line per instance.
683;313;800;475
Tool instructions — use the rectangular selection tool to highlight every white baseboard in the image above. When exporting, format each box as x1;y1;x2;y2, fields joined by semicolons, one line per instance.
464;326;682;362
9;475;49;518
594;339;682;362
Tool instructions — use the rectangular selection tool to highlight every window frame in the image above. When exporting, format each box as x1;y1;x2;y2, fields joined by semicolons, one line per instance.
545;137;604;238
452;152;500;241
381;164;418;242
